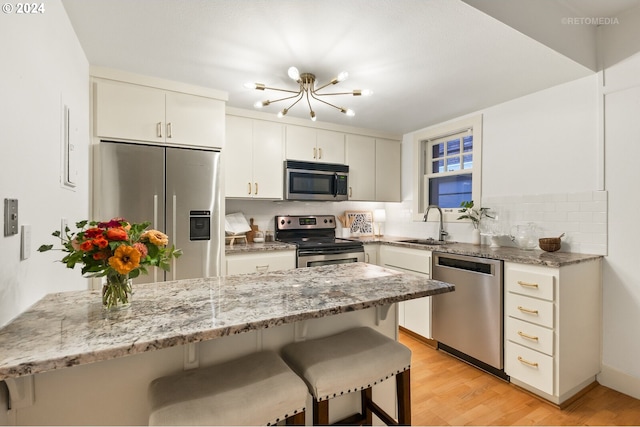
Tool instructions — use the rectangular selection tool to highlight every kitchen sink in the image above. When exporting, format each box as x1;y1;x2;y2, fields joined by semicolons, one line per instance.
398;238;449;246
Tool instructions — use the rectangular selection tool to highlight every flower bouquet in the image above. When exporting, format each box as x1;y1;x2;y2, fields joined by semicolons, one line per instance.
38;218;181;310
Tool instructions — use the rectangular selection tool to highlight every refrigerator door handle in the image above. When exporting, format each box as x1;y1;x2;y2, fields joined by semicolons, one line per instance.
171;194;177;279
153;194;159;283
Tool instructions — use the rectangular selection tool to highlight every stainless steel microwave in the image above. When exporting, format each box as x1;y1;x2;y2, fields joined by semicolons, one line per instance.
284;160;349;201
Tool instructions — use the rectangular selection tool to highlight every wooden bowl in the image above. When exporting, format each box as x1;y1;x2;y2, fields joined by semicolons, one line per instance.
539;237;561;252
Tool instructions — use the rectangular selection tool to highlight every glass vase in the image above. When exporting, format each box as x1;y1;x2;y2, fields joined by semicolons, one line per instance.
102;272;132;311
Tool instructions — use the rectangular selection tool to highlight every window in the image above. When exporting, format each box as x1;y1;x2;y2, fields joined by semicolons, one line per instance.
412;115;482;222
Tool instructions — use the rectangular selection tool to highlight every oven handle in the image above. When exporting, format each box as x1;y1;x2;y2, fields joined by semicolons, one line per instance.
298;248;364;256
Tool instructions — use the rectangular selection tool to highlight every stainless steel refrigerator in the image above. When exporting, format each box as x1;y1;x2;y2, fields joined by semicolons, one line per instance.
93;141;222;283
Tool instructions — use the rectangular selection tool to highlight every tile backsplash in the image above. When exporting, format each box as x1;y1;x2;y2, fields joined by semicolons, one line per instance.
482;191;608;255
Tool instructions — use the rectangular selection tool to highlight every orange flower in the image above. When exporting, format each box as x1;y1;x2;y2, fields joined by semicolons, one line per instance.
106;227;128;241
93;237;109;249
80;240;94;251
141;230;169;246
108;245;141;275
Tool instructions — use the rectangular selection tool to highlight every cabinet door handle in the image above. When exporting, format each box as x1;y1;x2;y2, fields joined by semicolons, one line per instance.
255;265;269;272
517;305;539;315
254;182;258;195
349;186;352;198
313;147;317;159
318;147;322;159
167;122;173;138
517;356;539;368
518;280;539;289
248;183;252;195
157;122;163;138
517;331;539;341
365;253;370;263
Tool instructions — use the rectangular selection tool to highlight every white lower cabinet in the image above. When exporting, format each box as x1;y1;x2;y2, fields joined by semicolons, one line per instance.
378;245;432;339
364;244;378;265
504;260;602;405
225;251;295;275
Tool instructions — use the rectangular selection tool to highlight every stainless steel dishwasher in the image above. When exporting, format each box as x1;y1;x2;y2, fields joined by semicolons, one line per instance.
432;252;508;380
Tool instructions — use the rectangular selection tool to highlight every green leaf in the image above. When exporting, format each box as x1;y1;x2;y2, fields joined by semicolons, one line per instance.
37;244;53;252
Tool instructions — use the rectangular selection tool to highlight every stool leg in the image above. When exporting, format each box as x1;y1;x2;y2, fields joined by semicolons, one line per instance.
313;399;330;425
362;388;373;425
286;410;306;426
396;369;411;426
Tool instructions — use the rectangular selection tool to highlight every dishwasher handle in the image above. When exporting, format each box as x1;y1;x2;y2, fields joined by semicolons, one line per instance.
433;252;498;275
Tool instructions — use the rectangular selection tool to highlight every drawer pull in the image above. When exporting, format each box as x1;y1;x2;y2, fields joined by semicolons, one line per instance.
517;306;539;315
517;331;539;341
517;280;539;289
255;265;269;272
517;356;539;368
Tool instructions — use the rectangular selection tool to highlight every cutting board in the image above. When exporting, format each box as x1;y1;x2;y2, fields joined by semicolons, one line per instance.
246;218;259;243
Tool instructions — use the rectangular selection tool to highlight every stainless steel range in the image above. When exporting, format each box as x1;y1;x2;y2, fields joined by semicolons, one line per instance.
275;215;364;268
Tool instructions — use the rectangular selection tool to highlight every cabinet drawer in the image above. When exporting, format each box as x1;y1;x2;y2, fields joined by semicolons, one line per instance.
506;341;554;395
506;317;554;356
506;267;555;301
507;293;554;328
226;251;295;275
379;246;430;276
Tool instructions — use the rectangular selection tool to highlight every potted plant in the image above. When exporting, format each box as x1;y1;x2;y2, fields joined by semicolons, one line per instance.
458;201;493;244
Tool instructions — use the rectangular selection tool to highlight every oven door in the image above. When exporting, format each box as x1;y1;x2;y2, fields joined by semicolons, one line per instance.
297;248;364;268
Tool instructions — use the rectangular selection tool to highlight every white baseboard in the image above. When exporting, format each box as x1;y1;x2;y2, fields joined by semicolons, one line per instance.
597;364;640;400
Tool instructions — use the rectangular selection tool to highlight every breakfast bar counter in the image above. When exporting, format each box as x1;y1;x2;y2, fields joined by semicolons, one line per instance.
0;263;453;425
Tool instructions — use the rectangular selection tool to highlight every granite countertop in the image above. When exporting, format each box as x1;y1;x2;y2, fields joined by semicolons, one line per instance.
225;240;296;254
349;236;602;268
0;263;453;381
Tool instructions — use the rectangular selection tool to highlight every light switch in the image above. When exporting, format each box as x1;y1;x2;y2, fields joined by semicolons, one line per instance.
21;224;31;260
4;198;18;236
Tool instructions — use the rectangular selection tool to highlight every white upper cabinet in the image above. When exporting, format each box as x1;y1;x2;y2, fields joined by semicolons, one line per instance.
345;134;376;200
225;116;283;199
285;125;345;164
375;138;401;202
94;79;224;148
345;135;401;202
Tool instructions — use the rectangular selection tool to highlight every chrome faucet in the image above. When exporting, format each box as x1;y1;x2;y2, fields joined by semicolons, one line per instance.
423;205;449;242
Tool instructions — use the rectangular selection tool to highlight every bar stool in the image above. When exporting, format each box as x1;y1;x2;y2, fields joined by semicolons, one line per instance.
148;350;307;426
281;327;412;426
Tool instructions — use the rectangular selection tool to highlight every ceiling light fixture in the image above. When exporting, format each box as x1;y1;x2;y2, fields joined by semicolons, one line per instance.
244;66;372;122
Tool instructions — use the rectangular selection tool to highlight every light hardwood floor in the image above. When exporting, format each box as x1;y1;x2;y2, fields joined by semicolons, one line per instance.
399;331;640;426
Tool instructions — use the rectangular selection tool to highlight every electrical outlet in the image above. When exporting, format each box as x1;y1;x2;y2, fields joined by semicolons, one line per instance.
4;198;18;236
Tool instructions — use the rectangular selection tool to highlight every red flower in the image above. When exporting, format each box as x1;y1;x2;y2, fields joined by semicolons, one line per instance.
98;217;127;229
133;242;148;259
106;227;128;241
93;237;109;249
84;228;103;238
92;251;109;260
80;240;94;251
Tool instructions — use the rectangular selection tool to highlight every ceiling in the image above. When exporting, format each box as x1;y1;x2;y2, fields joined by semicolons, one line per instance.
61;0;640;135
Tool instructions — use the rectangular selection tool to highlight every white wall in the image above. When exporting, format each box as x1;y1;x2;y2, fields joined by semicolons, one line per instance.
0;0;90;327
597;7;640;398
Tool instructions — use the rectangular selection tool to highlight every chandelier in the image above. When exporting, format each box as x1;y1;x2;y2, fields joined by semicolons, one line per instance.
244;66;372;121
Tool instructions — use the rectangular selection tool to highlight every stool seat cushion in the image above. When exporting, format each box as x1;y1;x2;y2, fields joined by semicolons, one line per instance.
148;350;307;426
281;327;411;402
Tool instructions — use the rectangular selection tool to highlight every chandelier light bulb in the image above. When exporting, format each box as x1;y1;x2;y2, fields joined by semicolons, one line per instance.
244;82;256;89
288;66;300;81
310;111;317;121
361;89;373;96
254;101;264;108
345;109;355;117
336;71;349;82
277;108;289;118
